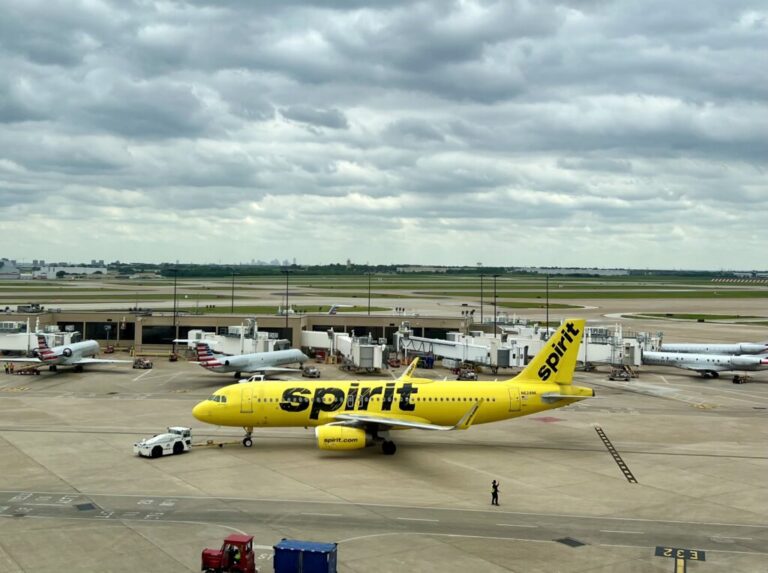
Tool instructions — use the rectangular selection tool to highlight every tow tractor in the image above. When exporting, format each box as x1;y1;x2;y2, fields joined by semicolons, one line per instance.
202;534;257;573
132;357;153;369
134;426;191;458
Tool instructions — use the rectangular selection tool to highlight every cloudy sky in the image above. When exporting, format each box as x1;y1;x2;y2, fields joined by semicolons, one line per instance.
1;1;766;269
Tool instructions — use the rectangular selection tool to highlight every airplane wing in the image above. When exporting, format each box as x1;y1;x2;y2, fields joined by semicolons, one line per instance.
71;358;134;365
245;366;302;374
333;401;483;432
680;364;730;373
1;358;43;363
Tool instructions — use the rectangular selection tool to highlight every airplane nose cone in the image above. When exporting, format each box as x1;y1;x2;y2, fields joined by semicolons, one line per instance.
192;401;209;422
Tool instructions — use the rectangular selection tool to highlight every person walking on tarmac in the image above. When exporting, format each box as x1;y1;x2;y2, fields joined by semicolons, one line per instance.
491;480;500;506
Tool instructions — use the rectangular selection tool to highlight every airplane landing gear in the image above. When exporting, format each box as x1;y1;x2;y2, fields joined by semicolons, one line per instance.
74;365;84;373
381;440;397;456
711;371;719;378
242;427;253;447
234;371;241;379
49;365;57;372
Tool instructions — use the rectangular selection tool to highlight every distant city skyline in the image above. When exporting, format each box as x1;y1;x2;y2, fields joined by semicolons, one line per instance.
1;1;765;269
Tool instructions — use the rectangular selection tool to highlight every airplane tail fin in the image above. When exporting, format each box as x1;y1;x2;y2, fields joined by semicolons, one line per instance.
515;319;585;385
35;334;57;360
194;342;222;367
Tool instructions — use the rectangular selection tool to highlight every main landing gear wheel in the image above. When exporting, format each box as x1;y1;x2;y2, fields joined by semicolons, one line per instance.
242;427;253;447
381;441;397;456
711;372;720;378
234;371;241;379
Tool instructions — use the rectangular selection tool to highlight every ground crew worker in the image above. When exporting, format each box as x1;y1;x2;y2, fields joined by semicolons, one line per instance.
4;362;8;374
9;363;14;375
491;480;500;506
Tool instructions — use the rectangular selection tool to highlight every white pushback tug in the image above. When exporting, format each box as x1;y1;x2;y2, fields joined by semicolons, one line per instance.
133;426;192;458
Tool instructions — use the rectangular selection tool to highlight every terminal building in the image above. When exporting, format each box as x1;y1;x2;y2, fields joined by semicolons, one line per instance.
0;308;471;353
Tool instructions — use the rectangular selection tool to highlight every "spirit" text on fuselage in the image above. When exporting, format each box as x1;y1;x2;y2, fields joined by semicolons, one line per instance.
280;382;418;419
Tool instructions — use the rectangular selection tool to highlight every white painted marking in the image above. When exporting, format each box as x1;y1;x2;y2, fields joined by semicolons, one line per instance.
132;369;152;382
1;490;766;530
396;517;439;523
714;536;753;541
23;503;78;507
301;512;341;517
497;523;538;528
600;530;644;534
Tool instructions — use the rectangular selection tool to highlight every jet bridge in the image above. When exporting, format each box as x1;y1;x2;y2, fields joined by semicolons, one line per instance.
393;321;660;372
301;329;385;372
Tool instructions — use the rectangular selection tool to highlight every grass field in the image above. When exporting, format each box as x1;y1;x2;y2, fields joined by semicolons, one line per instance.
193;305;390;315
1;275;765;309
636;313;765;321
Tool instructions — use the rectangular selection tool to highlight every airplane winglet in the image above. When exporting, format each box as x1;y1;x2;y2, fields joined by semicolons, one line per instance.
452;400;484;430
397;357;419;381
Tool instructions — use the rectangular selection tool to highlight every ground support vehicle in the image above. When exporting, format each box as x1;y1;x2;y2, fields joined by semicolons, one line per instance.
302;366;320;378
132;357;153;369
202;534;256;573
608;367;631;381
134;426;191;458
274;539;337;573
456;369;477;381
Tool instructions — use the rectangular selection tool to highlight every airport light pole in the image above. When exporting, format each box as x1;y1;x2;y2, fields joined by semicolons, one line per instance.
367;271;372;316
281;268;292;330
545;274;549;330
480;274;484;326
230;271;236;313
171;267;178;354
493;274;500;337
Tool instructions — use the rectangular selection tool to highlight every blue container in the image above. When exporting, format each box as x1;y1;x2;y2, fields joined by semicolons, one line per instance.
273;539;338;573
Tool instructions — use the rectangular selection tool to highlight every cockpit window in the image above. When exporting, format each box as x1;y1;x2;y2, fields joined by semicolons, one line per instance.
208;394;227;403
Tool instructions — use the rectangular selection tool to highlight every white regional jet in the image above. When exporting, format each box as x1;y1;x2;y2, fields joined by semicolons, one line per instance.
193;342;309;379
4;335;132;372
642;350;768;382
659;342;768;355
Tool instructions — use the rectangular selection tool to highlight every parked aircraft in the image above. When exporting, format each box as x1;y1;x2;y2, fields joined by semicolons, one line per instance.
192;342;309;379
659;342;768;355
642;350;768;381
3;335;132;372
192;318;594;455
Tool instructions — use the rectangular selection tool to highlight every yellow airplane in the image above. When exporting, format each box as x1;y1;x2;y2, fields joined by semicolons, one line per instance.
192;318;594;455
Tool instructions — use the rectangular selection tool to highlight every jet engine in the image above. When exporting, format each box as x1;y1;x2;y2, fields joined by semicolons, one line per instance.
315;425;372;451
732;356;759;368
62;348;72;357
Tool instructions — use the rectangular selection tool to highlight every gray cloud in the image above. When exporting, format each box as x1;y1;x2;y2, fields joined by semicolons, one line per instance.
0;0;766;268
281;105;349;129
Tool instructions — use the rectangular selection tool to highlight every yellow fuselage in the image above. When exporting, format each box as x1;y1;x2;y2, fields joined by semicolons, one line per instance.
192;377;591;429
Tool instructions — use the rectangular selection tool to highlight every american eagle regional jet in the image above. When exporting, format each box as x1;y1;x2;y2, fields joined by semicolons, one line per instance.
3;335;132;372
192;342;309;378
192;318;594;455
